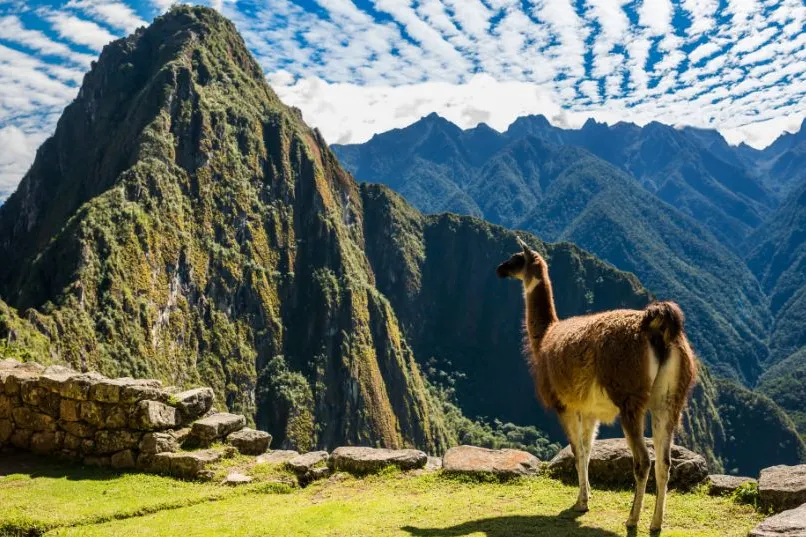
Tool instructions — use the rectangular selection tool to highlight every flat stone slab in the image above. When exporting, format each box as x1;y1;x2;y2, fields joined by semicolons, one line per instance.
750;503;806;537
227;428;271;455
443;445;541;477
547;438;707;490
760;465;806;512
223;472;253;486
707;474;756;496
256;450;299;465
189;413;245;444
287;451;329;474
152;449;223;478
329;447;428;474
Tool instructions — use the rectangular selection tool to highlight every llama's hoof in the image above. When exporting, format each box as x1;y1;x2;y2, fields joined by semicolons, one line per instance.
625;519;639;529
649;524;662;534
572;502;589;513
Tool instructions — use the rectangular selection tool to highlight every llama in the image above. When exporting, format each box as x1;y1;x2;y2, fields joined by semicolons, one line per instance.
496;236;697;531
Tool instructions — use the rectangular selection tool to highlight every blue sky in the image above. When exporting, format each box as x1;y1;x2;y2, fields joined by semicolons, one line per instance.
0;0;805;199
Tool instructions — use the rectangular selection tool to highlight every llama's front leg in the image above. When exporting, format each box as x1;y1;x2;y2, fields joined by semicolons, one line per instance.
650;409;674;532
622;410;650;528
576;415;599;511
559;411;588;512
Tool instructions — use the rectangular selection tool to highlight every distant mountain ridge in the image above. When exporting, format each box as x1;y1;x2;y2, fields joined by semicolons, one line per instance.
333;113;806;442
333;116;775;383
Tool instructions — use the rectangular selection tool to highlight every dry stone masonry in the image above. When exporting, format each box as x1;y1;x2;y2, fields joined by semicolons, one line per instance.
0;359;264;476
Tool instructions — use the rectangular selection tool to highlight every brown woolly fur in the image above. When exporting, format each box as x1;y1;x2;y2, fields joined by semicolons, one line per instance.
497;236;697;531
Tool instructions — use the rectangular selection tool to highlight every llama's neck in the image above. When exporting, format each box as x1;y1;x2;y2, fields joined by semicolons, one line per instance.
524;270;558;349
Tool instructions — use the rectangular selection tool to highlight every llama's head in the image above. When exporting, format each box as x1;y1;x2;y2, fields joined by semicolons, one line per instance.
496;236;545;291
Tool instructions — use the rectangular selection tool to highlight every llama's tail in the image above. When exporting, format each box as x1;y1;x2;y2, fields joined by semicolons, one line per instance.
642;301;685;361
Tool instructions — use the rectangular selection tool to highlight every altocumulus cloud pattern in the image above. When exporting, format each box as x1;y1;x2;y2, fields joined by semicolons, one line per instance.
0;0;805;199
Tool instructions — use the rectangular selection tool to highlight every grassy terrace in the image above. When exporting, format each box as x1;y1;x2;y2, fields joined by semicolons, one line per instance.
1;452;763;537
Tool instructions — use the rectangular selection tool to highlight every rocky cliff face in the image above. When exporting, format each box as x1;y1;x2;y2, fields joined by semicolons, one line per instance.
0;6;447;453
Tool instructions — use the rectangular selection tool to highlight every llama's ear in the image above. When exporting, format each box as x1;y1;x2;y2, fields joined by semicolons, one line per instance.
516;235;535;260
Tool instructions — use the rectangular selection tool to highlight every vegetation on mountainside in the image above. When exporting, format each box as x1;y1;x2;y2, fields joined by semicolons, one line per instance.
714;379;806;475
758;349;806;436
745;178;806;364
0;454;762;537
334;117;771;384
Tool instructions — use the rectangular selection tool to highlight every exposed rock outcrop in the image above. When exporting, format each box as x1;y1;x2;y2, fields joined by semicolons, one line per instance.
329;446;427;474
759;465;806;512
750;503;806;537
547;438;708;490
442;445;541;477
706;474;756;496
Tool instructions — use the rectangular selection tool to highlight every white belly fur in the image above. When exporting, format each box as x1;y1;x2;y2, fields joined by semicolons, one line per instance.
571;346;662;424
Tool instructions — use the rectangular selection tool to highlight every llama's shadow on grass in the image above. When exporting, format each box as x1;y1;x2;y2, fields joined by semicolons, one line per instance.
402;509;627;537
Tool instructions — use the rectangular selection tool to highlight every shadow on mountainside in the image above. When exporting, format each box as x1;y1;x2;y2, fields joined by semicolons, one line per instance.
402;510;624;537
0;450;118;481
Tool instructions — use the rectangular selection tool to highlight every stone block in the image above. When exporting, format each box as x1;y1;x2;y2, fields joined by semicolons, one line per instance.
61;421;96;438
59;399;81;422
226;428;271;455
130;400;179;431
444;445;541;478
111;449;137;469
189;413;245;445
80;401;107;428
329;446;428;474
760;464;806;512
104;405;128;429
12;407;56;431
139;432;179;455
30;431;63;455
171;387;214;422
0;418;14;443
94;430;141;454
10;428;33;449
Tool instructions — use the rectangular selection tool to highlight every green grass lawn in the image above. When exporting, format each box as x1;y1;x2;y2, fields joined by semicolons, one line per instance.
0;453;763;537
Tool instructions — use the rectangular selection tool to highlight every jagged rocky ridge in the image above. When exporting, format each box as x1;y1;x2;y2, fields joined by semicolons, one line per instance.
0;7;801;474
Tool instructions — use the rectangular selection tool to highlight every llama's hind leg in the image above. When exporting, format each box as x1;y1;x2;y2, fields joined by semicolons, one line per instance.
622;409;650;528
650;408;674;532
559;410;594;512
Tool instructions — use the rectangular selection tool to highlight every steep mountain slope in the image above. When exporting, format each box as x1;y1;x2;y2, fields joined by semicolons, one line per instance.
335;128;771;382
746;178;806;364
758;349;806;437
0;6;452;453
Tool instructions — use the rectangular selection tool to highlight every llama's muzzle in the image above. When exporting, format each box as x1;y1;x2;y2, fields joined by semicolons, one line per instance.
496;263;510;278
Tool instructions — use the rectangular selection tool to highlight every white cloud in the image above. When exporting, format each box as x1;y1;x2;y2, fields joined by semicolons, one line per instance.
0;15;94;65
45;11;119;50
268;73;800;149
0;126;48;201
65;0;147;33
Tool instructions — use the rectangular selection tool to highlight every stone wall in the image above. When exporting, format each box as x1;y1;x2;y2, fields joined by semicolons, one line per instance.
0;359;222;469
